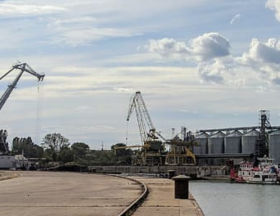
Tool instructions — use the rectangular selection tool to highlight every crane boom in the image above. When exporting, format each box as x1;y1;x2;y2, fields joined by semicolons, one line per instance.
126;91;158;143
0;63;45;111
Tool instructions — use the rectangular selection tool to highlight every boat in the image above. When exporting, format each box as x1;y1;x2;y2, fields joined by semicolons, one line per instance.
230;157;280;184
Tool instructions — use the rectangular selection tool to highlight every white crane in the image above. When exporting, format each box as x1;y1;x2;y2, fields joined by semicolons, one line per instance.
0;63;45;111
0;63;45;153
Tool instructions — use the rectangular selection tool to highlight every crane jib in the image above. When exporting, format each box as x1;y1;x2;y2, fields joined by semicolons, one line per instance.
0;63;45;111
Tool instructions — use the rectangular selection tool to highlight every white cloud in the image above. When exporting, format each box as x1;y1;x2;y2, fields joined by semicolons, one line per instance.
239;38;280;65
189;32;231;61
147;32;230;62
0;3;66;16
237;38;280;84
230;14;241;25
147;38;189;60
147;32;231;83
266;0;280;22
55;27;143;46
146;33;280;86
198;59;226;84
52;17;96;25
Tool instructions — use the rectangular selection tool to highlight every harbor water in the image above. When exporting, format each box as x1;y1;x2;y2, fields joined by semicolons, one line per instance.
190;180;280;216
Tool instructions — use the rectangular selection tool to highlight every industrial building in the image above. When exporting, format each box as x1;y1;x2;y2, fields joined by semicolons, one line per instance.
194;111;280;166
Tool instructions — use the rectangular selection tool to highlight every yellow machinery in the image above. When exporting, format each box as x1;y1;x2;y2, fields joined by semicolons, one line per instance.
165;140;197;165
126;91;196;166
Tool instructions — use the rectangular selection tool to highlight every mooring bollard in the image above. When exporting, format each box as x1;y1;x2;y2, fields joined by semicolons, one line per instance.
172;175;190;199
168;170;176;179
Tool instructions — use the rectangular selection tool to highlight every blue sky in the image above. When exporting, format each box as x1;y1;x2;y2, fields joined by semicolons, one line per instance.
1;0;280;149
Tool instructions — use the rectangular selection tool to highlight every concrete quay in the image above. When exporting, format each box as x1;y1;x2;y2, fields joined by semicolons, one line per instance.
0;171;204;216
129;176;204;216
0;171;142;216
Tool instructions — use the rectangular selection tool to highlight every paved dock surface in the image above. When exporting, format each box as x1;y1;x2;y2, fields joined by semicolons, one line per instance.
130;176;204;216
0;171;141;216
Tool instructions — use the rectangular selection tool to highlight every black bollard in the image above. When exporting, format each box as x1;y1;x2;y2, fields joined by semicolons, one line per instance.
168;170;176;179
172;175;190;199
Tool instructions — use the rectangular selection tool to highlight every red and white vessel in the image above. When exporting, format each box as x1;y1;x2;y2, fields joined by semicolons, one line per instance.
230;157;280;184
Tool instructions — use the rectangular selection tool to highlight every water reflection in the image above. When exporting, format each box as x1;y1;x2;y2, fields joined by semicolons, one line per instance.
190;180;280;216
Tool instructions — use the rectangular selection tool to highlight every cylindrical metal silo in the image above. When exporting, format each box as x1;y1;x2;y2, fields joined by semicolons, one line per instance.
194;132;209;155
208;131;225;154
242;129;260;154
225;130;242;154
269;130;280;164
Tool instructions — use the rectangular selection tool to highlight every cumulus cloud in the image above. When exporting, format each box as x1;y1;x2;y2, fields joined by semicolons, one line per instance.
266;0;280;22
147;38;189;60
189;32;230;61
239;38;280;65
198;62;224;84
147;32;230;63
147;32;231;83
237;38;280;84
146;33;280;86
197;58;235;84
230;14;241;25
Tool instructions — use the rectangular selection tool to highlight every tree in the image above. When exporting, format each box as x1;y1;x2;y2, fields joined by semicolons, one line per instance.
42;133;69;151
0;129;9;153
71;142;89;159
58;148;74;163
12;136;43;158
42;133;70;161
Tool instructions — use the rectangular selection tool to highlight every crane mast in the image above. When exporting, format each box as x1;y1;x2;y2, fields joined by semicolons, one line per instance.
0;63;44;111
127;91;158;143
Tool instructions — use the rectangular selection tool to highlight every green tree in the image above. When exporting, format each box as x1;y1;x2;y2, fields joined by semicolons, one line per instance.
71;142;90;159
12;136;43;158
58;148;74;163
42;133;70;161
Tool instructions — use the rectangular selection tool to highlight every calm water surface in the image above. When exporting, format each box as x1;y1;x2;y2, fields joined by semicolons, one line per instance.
190;180;280;216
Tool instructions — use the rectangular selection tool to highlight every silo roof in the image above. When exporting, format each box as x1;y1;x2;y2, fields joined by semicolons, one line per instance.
210;131;225;138
227;130;243;137
196;132;209;138
270;130;280;136
243;129;260;136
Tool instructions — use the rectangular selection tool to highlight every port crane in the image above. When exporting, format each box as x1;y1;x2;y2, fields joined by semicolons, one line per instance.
0;63;44;153
0;63;45;111
126;91;165;165
126;91;196;165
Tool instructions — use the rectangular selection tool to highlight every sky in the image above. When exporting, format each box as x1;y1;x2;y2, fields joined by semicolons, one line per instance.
1;0;280;150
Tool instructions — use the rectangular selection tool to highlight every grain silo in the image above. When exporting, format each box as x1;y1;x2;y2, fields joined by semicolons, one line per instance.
242;129;260;154
269;130;280;164
225;130;242;154
208;131;225;154
194;132;209;155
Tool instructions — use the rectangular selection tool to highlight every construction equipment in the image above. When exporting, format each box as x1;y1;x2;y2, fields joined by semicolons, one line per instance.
126;91;196;165
0;62;45;111
0;63;44;153
126;91;165;165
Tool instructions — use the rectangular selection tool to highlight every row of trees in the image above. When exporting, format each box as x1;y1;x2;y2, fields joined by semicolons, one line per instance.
10;133;133;166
